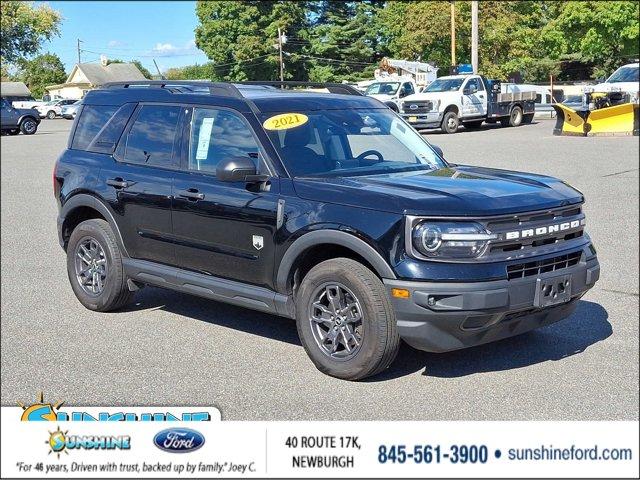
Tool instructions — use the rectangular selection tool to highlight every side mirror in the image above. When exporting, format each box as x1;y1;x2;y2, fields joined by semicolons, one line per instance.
431;144;444;158
216;156;265;182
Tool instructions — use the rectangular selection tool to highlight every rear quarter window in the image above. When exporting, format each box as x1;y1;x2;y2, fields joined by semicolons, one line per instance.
71;105;118;150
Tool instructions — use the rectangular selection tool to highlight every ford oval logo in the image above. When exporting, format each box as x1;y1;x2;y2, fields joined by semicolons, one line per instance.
409;104;419;110
153;428;205;453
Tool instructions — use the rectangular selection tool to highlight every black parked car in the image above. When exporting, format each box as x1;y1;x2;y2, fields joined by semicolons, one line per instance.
54;81;600;380
0;98;40;135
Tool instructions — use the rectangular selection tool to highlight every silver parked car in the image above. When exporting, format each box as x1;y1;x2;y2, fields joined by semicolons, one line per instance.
61;100;81;120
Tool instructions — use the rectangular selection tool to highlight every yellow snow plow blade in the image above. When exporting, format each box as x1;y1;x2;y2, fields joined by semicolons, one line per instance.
552;104;588;136
586;103;638;136
553;102;639;136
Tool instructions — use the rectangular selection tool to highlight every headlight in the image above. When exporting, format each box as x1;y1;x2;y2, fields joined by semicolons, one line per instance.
410;220;496;259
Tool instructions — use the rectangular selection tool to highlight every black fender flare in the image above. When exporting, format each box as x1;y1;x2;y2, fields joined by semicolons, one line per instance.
276;230;396;293
17;114;40;125
384;100;399;112
59;193;129;256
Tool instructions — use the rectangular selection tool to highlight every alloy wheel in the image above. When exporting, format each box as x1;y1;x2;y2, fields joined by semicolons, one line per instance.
23;120;36;133
308;283;364;361
74;237;108;296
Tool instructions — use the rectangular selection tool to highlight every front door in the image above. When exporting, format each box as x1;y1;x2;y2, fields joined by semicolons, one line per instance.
462;77;487;117
171;106;279;289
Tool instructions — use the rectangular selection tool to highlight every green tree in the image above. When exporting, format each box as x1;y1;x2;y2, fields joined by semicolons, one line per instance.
194;0;309;81
305;1;384;81
0;1;62;63
106;58;153;79
15;52;66;98
164;63;216;80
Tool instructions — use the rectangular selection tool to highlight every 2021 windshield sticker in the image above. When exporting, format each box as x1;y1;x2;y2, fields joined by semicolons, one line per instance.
262;113;308;131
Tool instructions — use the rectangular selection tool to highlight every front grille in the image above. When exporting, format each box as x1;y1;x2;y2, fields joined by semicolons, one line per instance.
402;100;433;114
507;251;582;280
483;205;586;258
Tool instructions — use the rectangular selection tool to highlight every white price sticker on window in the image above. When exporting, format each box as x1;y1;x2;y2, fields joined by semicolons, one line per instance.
195;117;215;160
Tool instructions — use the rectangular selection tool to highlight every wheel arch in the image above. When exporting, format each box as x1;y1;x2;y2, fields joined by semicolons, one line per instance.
384;100;399;112
17;114;39;124
60;194;128;256
276;230;396;294
443;104;459;115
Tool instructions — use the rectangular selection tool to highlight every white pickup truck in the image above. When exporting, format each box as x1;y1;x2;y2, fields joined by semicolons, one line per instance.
364;79;418;112
12;94;64;110
399;74;536;133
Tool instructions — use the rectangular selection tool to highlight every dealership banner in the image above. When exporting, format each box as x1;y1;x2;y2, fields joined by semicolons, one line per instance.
1;402;638;478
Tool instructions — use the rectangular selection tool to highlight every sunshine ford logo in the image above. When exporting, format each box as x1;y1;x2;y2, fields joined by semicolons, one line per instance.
19;392;212;421
153;428;205;453
46;426;130;459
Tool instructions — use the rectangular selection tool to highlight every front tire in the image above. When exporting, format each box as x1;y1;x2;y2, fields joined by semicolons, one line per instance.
19;117;38;135
46;110;56;119
295;258;400;380
66;219;134;312
441;110;459;134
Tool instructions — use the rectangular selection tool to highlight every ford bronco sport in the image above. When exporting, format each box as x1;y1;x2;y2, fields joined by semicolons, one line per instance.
54;81;600;380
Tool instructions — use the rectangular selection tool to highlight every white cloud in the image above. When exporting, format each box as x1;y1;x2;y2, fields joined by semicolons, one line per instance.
151;40;200;57
107;40;126;48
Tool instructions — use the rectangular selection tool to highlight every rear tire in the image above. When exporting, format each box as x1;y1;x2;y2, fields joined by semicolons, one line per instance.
505;106;523;127
19;117;38;135
441;110;460;134
295;258;400;380
66;219;134;312
8;129;19;135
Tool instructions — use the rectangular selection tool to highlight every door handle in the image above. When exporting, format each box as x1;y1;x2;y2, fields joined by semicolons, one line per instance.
107;177;133;188
178;188;205;200
479;94;485;98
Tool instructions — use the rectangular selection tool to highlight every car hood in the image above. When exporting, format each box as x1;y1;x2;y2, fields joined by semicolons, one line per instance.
367;93;395;101
292;166;583;217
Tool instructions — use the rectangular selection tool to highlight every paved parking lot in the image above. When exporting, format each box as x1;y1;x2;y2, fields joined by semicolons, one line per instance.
1;119;638;420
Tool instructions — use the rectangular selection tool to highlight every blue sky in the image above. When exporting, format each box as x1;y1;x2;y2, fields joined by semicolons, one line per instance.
41;1;208;74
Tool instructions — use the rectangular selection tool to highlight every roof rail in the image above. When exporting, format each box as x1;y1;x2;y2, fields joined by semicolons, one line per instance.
238;81;363;96
101;81;244;99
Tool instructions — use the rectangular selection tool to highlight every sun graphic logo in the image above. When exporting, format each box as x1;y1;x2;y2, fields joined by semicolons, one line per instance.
18;392;64;421
46;427;69;458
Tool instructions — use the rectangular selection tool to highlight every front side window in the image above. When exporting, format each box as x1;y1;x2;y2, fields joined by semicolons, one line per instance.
123;105;180;167
465;78;483;92
424;78;465;92
188;107;260;174
262;108;445;177
365;82;400;95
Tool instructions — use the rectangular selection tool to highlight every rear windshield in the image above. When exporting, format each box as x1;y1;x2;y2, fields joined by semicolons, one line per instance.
261;108;445;178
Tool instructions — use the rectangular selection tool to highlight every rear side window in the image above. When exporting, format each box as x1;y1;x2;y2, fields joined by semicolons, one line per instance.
123;105;181;167
72;105;117;150
86;103;136;154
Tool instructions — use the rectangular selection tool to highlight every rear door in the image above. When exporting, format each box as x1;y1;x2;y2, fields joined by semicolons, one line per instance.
99;103;184;265
171;106;279;288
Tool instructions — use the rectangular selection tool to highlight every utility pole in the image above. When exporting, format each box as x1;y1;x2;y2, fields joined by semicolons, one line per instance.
153;59;165;80
471;1;478;74
450;2;456;67
77;38;83;65
277;27;284;82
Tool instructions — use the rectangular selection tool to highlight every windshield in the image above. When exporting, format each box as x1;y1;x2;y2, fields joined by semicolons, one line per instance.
606;65;639;83
424;78;464;92
261;108;445;178
365;82;400;96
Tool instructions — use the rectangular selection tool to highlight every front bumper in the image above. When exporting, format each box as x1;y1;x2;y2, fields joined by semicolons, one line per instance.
401;112;443;128
385;254;600;353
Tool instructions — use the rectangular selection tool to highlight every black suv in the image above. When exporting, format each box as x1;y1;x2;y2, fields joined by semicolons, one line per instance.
55;81;600;380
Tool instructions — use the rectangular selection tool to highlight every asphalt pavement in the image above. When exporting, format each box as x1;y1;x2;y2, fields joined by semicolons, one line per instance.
1;119;638;420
